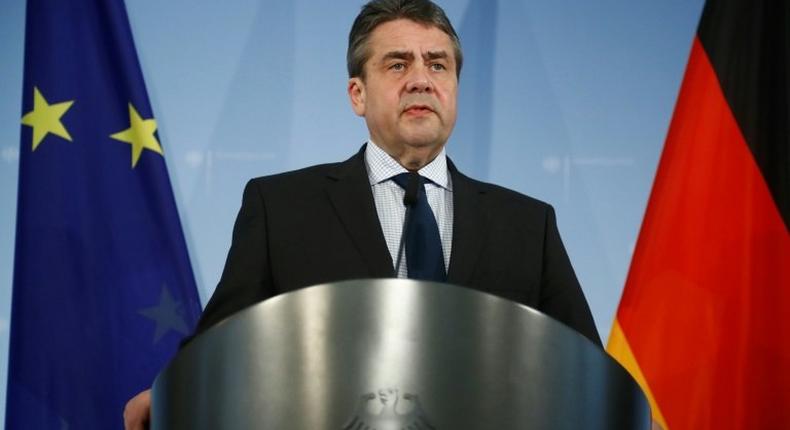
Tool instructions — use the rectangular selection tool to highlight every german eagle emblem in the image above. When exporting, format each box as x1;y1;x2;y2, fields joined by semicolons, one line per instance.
342;388;435;430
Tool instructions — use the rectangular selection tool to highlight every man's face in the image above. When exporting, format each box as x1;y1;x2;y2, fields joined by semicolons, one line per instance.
349;19;458;165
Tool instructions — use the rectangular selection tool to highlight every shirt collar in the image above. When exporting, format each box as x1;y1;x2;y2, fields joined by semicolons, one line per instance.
364;139;451;190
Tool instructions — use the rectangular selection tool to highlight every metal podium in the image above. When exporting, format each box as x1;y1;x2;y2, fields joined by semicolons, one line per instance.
151;279;650;429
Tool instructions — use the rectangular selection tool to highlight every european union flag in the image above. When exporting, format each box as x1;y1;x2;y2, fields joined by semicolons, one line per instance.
8;0;203;428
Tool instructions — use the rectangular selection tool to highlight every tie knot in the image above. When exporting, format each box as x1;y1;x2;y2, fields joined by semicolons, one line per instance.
391;172;428;189
391;172;426;207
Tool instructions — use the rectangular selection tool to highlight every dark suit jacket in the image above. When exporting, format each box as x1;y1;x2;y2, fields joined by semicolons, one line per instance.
192;146;602;346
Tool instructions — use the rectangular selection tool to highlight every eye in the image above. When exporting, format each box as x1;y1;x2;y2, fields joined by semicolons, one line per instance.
430;63;446;71
389;63;406;71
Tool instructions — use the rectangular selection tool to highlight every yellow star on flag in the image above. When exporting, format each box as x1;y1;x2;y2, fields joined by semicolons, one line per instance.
20;87;75;151
110;103;163;168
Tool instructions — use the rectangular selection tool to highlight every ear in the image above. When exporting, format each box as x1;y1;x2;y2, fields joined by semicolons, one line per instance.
348;77;366;116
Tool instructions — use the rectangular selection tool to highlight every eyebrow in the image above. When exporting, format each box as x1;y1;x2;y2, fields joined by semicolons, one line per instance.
424;50;449;61
382;50;415;62
381;50;449;62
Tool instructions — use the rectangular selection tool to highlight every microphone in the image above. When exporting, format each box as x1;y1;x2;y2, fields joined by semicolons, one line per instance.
394;172;420;277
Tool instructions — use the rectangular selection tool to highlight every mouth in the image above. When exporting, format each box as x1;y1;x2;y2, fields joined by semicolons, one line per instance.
403;104;435;116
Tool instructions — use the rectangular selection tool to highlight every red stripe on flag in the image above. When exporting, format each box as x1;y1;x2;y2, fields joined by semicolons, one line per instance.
615;37;790;429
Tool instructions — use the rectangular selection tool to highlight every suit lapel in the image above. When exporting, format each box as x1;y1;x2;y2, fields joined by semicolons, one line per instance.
447;160;487;285
325;146;395;278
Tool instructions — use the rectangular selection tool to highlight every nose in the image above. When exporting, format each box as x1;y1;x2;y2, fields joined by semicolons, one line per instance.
405;66;434;93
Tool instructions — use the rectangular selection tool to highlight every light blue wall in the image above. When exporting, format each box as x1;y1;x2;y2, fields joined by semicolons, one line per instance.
0;0;704;423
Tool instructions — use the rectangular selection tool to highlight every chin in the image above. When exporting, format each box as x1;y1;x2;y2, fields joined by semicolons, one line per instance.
401;132;445;150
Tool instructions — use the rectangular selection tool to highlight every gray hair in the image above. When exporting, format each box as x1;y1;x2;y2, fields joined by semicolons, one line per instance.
347;0;463;79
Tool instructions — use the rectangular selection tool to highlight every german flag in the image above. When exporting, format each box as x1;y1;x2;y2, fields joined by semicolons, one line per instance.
608;1;789;429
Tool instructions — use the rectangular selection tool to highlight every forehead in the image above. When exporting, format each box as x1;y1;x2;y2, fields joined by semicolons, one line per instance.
367;19;454;57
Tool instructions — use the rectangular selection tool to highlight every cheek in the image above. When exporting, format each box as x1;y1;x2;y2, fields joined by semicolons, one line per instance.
368;89;398;115
438;87;458;118
436;81;457;103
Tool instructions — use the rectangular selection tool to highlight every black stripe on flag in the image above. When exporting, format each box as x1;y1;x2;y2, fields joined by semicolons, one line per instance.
697;1;789;229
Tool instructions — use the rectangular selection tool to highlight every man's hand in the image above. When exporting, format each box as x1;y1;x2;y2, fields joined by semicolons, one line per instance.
123;389;151;430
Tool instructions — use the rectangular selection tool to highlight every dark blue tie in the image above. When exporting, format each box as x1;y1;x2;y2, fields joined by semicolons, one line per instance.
392;173;447;282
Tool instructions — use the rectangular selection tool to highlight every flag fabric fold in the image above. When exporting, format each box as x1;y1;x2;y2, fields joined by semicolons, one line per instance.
608;1;789;429
8;0;202;428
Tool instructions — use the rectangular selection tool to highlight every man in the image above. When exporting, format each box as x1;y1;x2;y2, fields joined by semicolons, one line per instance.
124;0;600;428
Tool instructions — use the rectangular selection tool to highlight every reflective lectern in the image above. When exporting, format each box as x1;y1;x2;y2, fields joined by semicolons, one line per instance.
152;279;650;429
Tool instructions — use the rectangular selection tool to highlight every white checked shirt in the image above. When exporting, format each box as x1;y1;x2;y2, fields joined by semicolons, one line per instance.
364;140;454;278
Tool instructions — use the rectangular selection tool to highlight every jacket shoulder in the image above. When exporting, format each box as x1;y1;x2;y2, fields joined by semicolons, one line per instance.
248;162;340;186
460;174;553;214
245;148;365;192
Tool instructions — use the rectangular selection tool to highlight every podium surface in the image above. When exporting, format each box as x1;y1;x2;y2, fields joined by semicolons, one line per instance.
152;279;649;429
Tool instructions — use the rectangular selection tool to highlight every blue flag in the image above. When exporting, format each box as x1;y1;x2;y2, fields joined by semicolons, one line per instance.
8;0;203;428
